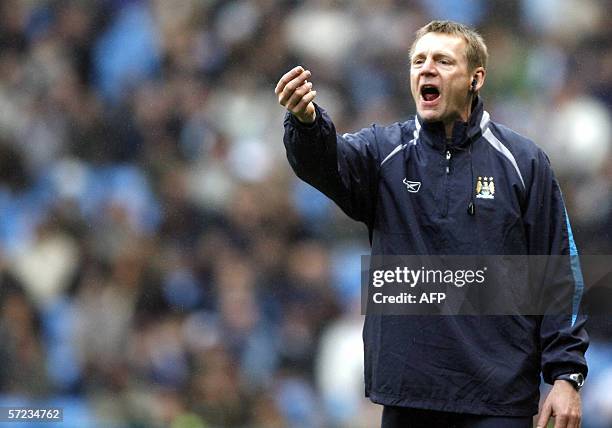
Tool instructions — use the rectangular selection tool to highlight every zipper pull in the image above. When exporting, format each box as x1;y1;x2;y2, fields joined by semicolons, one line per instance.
445;150;451;174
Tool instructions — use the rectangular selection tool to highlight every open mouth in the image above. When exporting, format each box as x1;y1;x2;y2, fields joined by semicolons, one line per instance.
420;85;440;102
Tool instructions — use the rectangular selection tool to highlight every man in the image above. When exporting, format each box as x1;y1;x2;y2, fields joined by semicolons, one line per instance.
275;21;588;428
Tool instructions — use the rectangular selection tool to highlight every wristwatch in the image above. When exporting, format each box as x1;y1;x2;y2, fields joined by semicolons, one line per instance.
555;373;585;391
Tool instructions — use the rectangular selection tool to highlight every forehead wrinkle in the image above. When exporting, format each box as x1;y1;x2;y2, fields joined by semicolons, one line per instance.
411;34;467;63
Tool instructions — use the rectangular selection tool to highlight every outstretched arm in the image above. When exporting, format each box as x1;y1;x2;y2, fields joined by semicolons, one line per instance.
276;66;382;226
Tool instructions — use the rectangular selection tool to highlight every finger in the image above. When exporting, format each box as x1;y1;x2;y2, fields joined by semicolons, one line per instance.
278;71;308;106
292;90;316;114
279;70;311;104
567;412;581;428
277;68;309;100
275;66;304;95
536;404;552;428
285;81;313;109
553;414;569;428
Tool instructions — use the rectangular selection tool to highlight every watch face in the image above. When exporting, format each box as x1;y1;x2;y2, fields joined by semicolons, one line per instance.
570;373;585;387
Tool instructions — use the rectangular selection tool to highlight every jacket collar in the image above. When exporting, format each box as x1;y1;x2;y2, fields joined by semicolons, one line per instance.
415;97;486;151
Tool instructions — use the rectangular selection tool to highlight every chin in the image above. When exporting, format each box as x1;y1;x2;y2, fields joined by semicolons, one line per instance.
417;110;441;122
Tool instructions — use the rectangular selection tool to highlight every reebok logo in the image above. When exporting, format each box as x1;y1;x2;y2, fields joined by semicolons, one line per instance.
403;178;421;193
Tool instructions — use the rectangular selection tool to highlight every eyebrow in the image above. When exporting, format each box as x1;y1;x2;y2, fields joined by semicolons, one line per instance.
411;51;457;61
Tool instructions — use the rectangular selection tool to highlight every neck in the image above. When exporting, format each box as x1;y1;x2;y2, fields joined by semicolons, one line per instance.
445;98;474;138
444;121;455;139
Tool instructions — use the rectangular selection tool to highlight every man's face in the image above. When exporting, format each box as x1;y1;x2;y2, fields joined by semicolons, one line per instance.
410;32;473;126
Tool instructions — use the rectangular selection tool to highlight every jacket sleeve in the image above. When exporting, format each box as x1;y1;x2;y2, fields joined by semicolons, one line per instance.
283;104;381;226
523;150;589;384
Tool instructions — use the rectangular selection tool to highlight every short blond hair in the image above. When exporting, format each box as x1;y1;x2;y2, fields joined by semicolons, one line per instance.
410;20;488;71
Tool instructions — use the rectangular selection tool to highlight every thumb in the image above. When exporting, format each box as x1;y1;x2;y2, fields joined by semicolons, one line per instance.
536;402;552;428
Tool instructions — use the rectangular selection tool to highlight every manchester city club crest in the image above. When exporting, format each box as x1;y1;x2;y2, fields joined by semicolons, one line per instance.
476;176;495;199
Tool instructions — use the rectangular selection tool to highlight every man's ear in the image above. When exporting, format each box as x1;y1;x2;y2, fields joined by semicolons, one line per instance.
471;67;486;92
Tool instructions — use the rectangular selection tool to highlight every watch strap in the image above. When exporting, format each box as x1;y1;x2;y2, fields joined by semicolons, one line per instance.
556;373;585;391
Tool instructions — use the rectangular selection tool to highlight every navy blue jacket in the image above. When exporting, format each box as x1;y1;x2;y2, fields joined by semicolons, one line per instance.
283;98;588;416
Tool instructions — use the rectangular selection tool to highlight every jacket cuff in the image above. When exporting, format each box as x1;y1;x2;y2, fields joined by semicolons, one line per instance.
546;363;587;385
284;103;322;133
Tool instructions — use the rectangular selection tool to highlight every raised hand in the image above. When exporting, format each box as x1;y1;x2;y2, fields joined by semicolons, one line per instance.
275;66;317;124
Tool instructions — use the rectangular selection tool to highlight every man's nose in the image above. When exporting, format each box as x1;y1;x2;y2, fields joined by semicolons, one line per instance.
420;57;437;76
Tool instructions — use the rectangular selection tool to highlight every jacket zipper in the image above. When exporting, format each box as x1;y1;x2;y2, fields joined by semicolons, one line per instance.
443;149;451;217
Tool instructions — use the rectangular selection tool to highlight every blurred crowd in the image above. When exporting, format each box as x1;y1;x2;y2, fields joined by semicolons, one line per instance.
0;0;611;427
